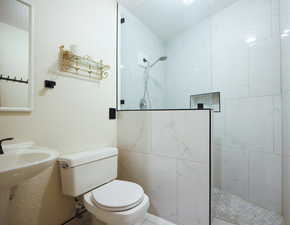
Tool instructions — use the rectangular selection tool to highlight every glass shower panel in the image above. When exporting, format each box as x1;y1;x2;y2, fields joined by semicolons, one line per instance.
117;0;212;110
210;0;283;225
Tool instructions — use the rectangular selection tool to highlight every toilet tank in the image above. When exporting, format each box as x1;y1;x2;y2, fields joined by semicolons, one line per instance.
58;148;118;197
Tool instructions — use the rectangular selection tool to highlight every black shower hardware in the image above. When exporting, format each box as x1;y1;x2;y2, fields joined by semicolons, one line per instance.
0;137;14;155
0;74;28;84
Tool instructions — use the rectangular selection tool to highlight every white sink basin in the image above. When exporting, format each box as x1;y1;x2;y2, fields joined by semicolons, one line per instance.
0;145;59;188
0;142;59;224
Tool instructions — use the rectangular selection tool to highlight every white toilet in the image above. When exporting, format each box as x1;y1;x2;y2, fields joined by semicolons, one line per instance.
58;148;149;225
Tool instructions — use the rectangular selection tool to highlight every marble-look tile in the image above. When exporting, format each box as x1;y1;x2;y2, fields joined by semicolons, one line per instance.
212;149;222;189
212;41;249;99
118;151;178;223
117;111;151;153
118;150;147;188
144;155;178;223
221;149;249;200
151;111;210;163
181;111;210;163
273;96;282;155
282;156;290;224
224;96;274;153
249;38;281;97
283;91;290;157
177;160;209;225
151;111;183;158
249;151;281;212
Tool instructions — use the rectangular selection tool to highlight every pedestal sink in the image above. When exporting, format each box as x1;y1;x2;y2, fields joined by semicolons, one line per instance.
0;142;59;225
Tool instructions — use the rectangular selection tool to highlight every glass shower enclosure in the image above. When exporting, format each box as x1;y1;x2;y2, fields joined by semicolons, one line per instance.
117;0;284;225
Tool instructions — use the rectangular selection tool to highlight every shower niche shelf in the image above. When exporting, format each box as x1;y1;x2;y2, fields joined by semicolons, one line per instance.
190;92;221;112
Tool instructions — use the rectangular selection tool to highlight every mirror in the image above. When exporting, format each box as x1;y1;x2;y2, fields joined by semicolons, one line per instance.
0;0;33;111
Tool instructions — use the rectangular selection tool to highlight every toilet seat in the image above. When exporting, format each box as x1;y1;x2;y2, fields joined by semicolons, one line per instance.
91;180;145;212
84;191;150;225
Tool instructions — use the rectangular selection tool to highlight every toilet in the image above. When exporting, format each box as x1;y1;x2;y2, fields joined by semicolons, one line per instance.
58;148;149;225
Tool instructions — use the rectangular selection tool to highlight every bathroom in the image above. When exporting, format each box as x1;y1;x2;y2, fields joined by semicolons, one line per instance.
0;0;289;225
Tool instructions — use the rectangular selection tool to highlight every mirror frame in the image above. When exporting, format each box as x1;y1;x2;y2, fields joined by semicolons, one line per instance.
0;0;34;112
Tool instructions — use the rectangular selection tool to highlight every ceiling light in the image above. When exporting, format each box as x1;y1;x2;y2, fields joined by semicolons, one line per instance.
245;37;256;44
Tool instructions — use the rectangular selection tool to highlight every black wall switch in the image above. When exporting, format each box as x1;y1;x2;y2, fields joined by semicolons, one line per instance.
197;103;204;110
109;108;116;120
45;80;56;89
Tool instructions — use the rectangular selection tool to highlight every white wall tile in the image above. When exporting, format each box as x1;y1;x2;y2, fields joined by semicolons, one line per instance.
144;155;178;223
182;111;210;163
151;111;183;158
249;151;282;212
177;160;209;225
212;42;249;98
273;96;282;155
281;36;290;93
224;97;274;153
283;91;290;158
221;149;249;200
249;38;281;96
117;111;151;153
151;111;210;163
282;156;290;224
118;111;210;224
118;149;147;187
118;150;178;223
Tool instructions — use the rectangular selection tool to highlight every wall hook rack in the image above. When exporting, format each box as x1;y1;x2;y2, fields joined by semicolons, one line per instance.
0;74;29;84
58;45;110;81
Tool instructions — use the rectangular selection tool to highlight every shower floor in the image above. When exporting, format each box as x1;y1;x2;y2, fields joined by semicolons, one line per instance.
213;218;235;225
213;188;284;225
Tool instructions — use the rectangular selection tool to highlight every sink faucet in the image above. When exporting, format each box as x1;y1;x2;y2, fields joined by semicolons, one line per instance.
0;138;14;155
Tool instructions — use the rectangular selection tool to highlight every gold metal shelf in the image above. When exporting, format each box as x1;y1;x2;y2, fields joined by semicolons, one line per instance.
59;45;110;80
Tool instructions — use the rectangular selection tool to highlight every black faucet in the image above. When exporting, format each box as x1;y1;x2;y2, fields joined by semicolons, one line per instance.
0;138;14;155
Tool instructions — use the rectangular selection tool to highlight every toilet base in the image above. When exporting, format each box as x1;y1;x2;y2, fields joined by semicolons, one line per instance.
91;216;146;225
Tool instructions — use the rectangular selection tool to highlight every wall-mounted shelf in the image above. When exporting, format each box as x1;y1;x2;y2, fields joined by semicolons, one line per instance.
58;45;110;81
190;92;221;112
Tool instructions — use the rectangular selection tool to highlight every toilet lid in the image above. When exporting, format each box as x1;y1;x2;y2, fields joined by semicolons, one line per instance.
91;180;144;212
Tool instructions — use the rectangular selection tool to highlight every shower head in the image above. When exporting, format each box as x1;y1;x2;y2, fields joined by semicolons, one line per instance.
159;56;168;61
150;56;168;67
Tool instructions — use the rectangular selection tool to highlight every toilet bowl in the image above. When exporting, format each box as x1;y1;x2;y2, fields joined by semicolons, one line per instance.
58;148;149;225
84;180;149;225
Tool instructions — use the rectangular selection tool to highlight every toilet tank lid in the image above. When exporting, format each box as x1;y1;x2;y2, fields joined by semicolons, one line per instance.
58;147;118;167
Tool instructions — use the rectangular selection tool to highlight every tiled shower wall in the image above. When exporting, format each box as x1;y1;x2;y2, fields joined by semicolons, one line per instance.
117;110;211;225
165;0;282;213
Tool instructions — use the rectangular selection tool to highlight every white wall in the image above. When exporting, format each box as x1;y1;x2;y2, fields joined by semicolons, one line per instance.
119;6;166;109
0;0;117;224
281;0;290;223
0;22;29;107
165;0;282;213
117;110;210;225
